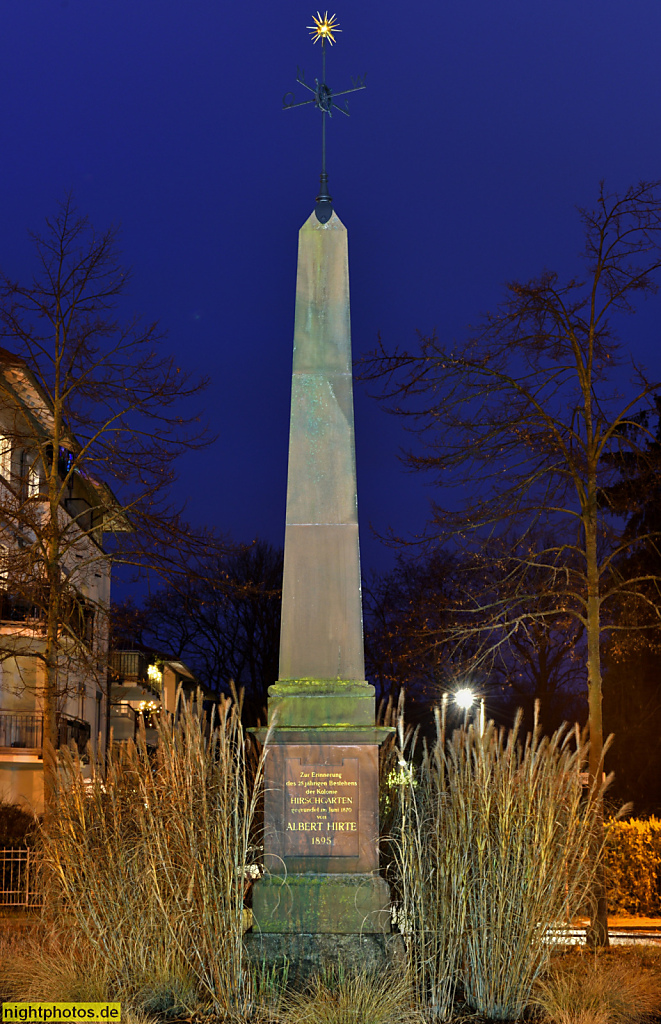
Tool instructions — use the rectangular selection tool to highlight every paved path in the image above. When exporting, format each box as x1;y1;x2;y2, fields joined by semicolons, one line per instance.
548;918;661;945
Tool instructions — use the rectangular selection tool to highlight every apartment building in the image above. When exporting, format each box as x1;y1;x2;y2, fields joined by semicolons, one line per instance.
0;347;121;812
109;649;197;747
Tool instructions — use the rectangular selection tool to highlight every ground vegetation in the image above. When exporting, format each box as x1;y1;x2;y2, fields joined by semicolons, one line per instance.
385;708;607;1020
604;817;661;916
2;702;659;1023
532;946;661;1024
16;692;264;1018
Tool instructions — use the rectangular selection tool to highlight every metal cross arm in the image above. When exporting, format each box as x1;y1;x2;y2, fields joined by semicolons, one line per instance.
283;69;367;117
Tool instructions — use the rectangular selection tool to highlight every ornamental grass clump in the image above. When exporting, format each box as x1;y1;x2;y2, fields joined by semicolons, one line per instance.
34;691;265;1019
0;934;155;1024
532;949;661;1024
389;708;607;1021
280;965;420;1024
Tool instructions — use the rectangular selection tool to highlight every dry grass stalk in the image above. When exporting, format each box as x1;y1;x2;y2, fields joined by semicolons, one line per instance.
34;690;265;1018
390;707;607;1021
387;717;466;1022
245;960;290;1023
532;949;661;1024
280;965;420;1024
0;926;111;1002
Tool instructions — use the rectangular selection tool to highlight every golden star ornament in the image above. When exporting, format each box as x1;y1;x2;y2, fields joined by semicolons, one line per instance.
307;11;341;45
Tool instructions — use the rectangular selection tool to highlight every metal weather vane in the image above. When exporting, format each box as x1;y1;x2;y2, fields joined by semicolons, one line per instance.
283;12;366;220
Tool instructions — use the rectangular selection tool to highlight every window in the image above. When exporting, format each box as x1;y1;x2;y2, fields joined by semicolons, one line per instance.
83;605;95;645
43;443;75;481
58;447;74;478
28;462;40;498
65;596;95;645
0;435;11;479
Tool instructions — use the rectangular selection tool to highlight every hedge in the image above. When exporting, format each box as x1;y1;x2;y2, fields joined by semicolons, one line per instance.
604;817;661;916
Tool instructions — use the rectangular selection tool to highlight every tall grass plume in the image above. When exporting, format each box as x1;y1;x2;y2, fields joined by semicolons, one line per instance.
35;690;265;1018
532;950;661;1024
389;706;608;1020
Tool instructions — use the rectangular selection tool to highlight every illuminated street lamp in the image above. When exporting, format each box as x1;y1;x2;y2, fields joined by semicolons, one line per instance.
455;687;475;710
448;687;486;735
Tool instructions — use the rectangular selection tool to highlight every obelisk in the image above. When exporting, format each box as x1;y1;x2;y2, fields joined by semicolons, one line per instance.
249;14;393;975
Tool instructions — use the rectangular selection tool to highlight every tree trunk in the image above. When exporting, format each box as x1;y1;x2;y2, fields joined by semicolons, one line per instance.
42;586;59;822
43;395;62;822
585;491;609;948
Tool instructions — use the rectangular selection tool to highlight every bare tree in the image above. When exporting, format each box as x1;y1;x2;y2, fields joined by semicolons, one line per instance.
364;549;471;707
602;399;661;814
112;540;283;720
365;545;585;732
360;180;661;945
0;196;212;814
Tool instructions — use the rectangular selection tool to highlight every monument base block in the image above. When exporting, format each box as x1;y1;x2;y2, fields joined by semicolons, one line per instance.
267;680;376;727
252;872;390;933
244;931;405;988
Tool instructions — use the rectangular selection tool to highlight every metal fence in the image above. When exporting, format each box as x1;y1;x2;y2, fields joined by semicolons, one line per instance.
0;848;42;906
0;711;90;754
0;712;43;749
58;714;91;755
109;650;148;681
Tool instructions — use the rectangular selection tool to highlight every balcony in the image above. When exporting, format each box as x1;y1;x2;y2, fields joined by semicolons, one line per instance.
0;711;91;756
110;650;162;699
0;712;42;750
0;591;94;645
58;714;91;754
110;702;168;748
109;702;137;742
109;650;148;683
0;591;45;625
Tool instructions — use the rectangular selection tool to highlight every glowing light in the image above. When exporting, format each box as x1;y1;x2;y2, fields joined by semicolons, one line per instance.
455;687;475;710
147;663;163;688
308;11;341;45
387;762;417;788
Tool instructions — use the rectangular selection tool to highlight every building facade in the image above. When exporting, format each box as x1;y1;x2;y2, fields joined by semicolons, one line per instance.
109;649;197;747
0;348;118;813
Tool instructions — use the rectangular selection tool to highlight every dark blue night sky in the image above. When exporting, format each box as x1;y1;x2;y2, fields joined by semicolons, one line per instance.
4;1;661;578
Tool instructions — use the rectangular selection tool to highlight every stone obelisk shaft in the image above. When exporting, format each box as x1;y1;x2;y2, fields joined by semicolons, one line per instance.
278;209;364;684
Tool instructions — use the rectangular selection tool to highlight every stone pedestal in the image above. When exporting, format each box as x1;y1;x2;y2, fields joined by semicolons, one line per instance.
244;932;405;989
248;717;396;980
251;723;391;937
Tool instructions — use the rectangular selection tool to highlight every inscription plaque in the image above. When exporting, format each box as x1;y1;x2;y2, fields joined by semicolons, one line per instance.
284;757;359;856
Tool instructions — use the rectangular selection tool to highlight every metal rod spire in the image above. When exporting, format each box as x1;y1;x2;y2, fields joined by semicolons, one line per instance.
322;37;327;177
283;13;366;222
